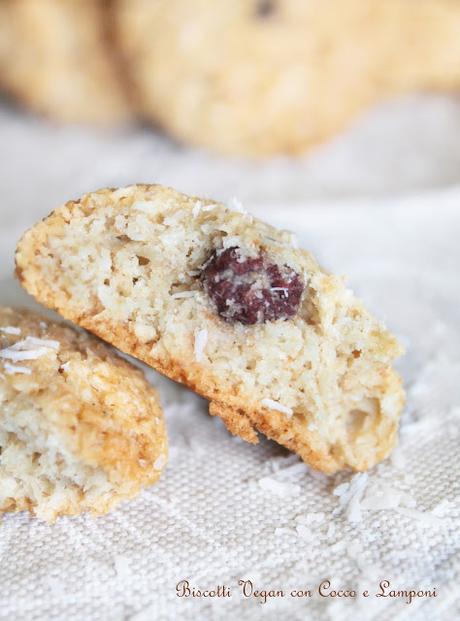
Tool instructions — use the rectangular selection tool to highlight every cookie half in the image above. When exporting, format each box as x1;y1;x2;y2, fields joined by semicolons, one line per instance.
0;0;131;124
16;185;404;473
0;306;167;521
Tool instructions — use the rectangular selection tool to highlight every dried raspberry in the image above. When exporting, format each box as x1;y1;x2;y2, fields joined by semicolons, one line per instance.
201;247;304;325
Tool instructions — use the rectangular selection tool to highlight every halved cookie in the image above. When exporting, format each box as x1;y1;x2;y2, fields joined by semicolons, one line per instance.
0;306;167;521
16;184;404;473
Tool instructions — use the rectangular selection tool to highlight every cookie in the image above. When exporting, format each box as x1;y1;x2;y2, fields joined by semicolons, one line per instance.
114;0;460;155
0;0;131;124
16;184;404;474
0;306;167;522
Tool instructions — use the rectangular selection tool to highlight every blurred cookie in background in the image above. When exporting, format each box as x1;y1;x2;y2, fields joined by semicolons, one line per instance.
114;0;460;156
0;0;132;124
1;0;460;155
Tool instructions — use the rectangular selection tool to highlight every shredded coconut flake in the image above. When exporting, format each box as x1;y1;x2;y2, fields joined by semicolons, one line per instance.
333;473;369;524
132;201;157;213
154;454;166;471
172;291;195;299
258;476;301;497
194;329;208;363
261;398;293;418
3;362;32;375
20;337;60;350
192;201;202;217
0;348;48;362
361;482;415;512
228;197;246;213
0;326;21;335
0;336;60;362
394;506;442;525
333;473;432;525
194;201;217;217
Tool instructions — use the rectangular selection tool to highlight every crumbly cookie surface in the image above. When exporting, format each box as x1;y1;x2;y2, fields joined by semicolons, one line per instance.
0;306;167;521
114;0;460;155
0;0;131;124
16;184;404;473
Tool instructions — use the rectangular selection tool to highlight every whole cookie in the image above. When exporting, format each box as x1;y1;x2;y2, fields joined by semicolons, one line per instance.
16;184;404;473
0;0;131;124
0;306;167;521
114;0;460;155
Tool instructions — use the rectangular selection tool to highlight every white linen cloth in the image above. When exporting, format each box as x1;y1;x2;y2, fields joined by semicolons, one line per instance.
0;94;459;621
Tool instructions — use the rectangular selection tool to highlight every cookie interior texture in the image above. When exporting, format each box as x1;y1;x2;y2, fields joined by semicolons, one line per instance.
0;307;166;522
16;185;404;473
114;0;460;155
0;0;131;123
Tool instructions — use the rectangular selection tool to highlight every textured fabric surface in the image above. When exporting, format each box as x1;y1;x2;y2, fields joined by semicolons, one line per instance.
0;98;459;620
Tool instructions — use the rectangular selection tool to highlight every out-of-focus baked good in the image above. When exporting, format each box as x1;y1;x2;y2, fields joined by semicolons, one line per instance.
2;0;460;154
0;0;131;124
114;0;460;155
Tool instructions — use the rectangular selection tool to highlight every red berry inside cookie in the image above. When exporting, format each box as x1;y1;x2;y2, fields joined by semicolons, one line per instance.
201;247;304;325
